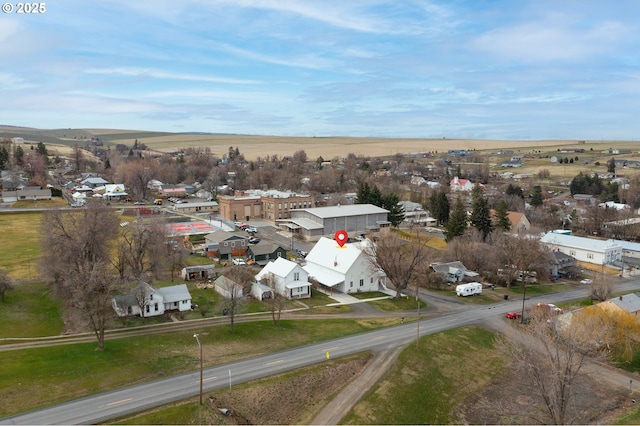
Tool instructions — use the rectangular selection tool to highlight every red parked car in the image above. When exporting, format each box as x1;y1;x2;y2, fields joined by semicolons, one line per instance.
505;311;522;320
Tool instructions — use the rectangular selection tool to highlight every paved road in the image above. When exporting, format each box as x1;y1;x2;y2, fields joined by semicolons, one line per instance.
3;279;640;425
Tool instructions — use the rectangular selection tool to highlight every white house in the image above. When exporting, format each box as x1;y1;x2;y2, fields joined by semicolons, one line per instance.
540;232;622;266
302;237;388;294
449;176;475;192
101;184;128;201
112;282;192;317
255;257;311;299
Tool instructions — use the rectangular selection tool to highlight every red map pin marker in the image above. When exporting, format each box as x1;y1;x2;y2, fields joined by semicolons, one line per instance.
334;230;348;247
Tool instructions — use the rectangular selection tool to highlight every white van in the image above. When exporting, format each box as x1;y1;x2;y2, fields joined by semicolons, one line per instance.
456;282;483;297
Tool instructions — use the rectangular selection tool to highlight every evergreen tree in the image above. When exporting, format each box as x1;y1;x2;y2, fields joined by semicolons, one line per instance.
530;185;543;207
494;199;511;231
0;144;8;169
14;145;24;166
607;157;616;174
381;192;405;227
370;185;382;206
355;182;371;204
445;197;467;241
429;190;450;226
506;183;524;198
470;192;493;240
36;141;48;156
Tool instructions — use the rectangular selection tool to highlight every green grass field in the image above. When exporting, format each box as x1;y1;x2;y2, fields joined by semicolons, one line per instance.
0;212;43;279
0;282;63;338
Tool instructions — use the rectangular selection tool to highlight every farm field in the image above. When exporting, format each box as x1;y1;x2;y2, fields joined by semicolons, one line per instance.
97;133;581;160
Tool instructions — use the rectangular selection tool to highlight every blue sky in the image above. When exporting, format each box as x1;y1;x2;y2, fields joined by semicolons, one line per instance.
1;0;640;139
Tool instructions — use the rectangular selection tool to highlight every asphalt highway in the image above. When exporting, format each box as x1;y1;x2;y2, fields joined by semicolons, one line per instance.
2;279;640;425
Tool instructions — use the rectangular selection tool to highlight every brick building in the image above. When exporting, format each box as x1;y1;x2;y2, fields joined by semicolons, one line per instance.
218;189;315;222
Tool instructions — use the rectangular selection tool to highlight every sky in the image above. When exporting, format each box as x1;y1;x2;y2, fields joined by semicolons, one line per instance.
1;0;640;140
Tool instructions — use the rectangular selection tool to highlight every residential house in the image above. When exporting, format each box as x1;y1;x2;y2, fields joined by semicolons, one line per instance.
102;184;128;201
431;261;479;283
247;241;287;266
549;251;577;278
302;237;388;294
598;294;640;316
491;210;531;234
449;176;475;192
204;230;248;260
112;282;192;317
540;232;622;266
80;177;109;188
255;257;311;299
1;188;51;203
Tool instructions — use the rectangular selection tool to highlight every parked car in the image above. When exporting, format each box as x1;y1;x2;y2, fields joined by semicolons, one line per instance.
238;224;250;230
505;311;522;320
580;278;593;285
245;227;258;234
537;303;563;314
248;236;261;244
232;258;247;266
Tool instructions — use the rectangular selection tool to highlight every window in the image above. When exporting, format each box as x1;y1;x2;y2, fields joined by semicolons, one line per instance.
587;253;594;259
146;305;150;313
350;281;353;288
359;279;364;287
150;294;153;300
370;277;373;283
154;303;159;311
569;250;576;256
294;272;300;281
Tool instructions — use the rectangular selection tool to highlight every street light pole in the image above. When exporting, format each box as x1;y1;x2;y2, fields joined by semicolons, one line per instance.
193;333;203;405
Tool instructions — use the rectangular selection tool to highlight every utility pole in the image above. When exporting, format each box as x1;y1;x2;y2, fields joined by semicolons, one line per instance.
193;333;203;405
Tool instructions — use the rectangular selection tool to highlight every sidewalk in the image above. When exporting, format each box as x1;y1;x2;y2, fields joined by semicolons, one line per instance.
322;288;396;306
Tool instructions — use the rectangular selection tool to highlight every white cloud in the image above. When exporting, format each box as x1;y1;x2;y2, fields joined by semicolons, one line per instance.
84;67;260;85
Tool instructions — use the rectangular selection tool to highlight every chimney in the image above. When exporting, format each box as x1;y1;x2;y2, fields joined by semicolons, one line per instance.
454;176;459;184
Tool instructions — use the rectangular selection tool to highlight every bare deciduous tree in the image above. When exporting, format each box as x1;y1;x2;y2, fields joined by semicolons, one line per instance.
0;269;14;302
364;231;429;299
39;200;120;348
69;262;120;350
117;219;168;280
590;274;613;302
498;315;605;424
219;266;254;332
259;273;287;325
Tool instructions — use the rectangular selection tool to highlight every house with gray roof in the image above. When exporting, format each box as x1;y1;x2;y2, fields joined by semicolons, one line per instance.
112;282;192;317
247;241;287;266
255;257;311;299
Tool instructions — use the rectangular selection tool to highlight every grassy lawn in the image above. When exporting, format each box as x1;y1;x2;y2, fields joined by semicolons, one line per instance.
0;318;389;417
0;282;64;338
0;211;42;279
368;294;426;311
